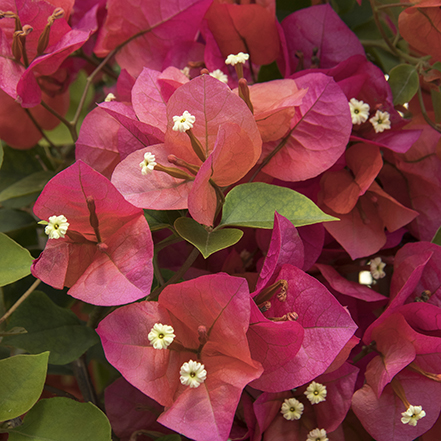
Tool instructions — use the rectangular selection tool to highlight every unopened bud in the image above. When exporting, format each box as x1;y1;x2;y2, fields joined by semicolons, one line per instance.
154;163;195;181
167;154;199;175
238;78;254;114
198;325;208;346
258;301;271;313
86;196;102;243
37;8;64;55
97;242;109;253
200;68;209;75
186;129;206;162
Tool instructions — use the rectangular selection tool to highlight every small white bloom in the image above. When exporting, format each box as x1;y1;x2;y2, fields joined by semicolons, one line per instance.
148;323;175;349
172;110;196;132
104;93;116;102
180;66;191;78
401;405;426;426
348;98;370;125
280;398;304;421
139;152;157;175
370;257;386;280
44;215;69;239
209;69;228;84
304;381;327;404
369;110;391;133
307;428;328;441
225;52;249;66
180;360;207;388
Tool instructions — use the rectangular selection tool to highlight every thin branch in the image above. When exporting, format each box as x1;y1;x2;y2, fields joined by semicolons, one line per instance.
376;2;415;9
24;108;56;150
417;84;441;133
147;247;200;301
70;356;99;407
153;256;165;286
40;100;78;142
0;279;41;326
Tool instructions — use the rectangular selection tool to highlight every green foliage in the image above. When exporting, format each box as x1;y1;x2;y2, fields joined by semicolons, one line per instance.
0;170;55;203
0;352;49;421
0;209;35;234
7;398;112;441
432;225;441;246
2;291;99;365
0;145;3;168
144;209;183;231
388;64;419;105
219;183;338;229
0;233;33;287
174;217;243;259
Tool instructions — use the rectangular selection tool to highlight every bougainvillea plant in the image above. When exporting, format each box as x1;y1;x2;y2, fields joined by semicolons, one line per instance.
1;0;441;440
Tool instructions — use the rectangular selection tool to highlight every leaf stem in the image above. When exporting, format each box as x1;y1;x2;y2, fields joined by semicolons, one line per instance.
0;279;41;326
376;2;415;9
147;247;200;300
70;355;99;406
417;84;441;133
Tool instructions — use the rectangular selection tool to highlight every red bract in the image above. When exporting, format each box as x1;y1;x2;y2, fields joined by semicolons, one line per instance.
259;73;352;182
94;0;212;76
97;274;263;441
279;4;365;76
111;74;262;226
31;160;154;306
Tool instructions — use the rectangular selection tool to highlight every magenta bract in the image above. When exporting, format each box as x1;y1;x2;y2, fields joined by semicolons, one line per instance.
31;160;154;306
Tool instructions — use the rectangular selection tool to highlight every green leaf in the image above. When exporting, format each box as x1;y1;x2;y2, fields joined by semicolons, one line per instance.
0;233;33;286
219;183;338;229
432;224;441;246
0;209;35;233
8;398;111;441
3;291;99;365
0;327;27;337
0;352;49;421
0;145;3;169
0;170;55;203
144;209;182;231
174;217;243;259
388;64;419;105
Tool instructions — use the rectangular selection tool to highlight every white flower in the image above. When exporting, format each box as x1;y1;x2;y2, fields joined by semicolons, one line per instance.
401;405;426;426
148;323;175;349
307;428;328;441
43;215;69;239
172;110;196;132
209;69;228;84
104;93;116;102
180;360;207;388
369;110;391;133
348;98;370;125
370;257;386;280
280;398;304;421
304;381;327;404
139;152;157;175
180;66;191;78
225;52;249;66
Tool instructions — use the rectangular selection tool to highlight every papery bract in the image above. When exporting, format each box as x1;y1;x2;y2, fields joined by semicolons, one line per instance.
97;273;263;441
31;160;154;306
260;73;352;182
94;0;212;76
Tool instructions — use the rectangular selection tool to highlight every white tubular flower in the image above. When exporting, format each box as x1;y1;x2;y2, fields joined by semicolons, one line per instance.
139;152;157;175
401;405;426;426
104;93;116;102
43;215;69;239
225;52;249;66
172;110;196;132
280;398;304;421
307;428;328;441
180;360;207;388
209;69;228;84
369;110;391;133
370;257;386;280
348;98;370;125
148;323;175;349
304;381;327;404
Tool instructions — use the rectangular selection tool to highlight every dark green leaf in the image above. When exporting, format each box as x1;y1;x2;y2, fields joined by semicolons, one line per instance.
0;209;35;233
0;145;3;169
8;398;111;441
175;217;243;259
220;183;338;229
0;233;33;286
0;170;56;203
0;352;49;421
3;291;99;365
389;64;419;105
144;209;182;231
0;327;27;337
432;225;441;246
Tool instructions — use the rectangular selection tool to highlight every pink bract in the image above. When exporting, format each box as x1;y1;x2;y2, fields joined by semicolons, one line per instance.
31;160;154;306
